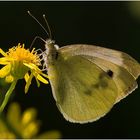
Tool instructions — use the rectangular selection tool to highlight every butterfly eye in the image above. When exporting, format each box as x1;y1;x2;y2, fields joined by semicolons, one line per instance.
54;52;59;60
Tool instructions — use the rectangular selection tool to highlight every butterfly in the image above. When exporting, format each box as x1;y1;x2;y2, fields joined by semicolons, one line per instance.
28;11;140;123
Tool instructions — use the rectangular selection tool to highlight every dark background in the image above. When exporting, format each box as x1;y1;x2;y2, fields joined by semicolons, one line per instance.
0;1;140;138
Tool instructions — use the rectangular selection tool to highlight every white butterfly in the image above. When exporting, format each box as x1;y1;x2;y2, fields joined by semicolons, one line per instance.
28;11;140;123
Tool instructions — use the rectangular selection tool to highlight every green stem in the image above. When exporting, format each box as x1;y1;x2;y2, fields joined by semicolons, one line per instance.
0;80;17;113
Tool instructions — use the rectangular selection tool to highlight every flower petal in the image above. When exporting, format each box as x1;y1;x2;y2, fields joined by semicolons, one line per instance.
7;102;21;131
21;108;37;125
0;64;11;78
0;58;10;65
24;72;30;83
24;62;48;78
37;130;61;139
36;74;48;84
25;73;33;94
40;72;49;79
23;63;38;71
23;63;42;75
35;76;40;87
0;48;7;56
22;121;39;138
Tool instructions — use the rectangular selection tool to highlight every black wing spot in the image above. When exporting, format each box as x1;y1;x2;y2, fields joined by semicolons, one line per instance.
84;73;109;95
107;70;113;78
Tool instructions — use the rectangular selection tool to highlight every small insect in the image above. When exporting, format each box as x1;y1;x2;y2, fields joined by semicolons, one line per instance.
28;11;140;123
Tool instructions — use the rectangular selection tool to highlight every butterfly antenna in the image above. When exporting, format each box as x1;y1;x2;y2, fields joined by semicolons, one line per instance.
43;14;52;39
27;11;50;38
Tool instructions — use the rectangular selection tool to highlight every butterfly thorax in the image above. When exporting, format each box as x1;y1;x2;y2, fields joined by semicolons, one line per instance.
45;39;59;66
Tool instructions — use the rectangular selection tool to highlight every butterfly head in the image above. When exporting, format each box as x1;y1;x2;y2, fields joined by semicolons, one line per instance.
45;38;59;51
27;11;59;69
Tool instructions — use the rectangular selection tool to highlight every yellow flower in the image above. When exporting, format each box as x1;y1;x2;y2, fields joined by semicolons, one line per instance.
0;43;48;91
0;102;61;139
0;44;48;112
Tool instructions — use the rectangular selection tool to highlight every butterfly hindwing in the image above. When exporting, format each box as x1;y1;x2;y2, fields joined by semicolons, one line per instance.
48;54;118;123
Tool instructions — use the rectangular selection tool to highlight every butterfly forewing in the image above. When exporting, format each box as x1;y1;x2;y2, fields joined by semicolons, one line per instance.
59;44;140;103
60;44;140;79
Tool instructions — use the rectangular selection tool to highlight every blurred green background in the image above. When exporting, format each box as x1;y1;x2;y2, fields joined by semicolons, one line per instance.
0;1;140;138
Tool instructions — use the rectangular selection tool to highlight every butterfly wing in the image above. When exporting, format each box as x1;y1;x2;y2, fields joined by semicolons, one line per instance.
48;47;119;123
59;44;140;103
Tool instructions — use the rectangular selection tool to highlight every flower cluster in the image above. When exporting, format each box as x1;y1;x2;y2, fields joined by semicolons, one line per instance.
0;43;48;93
0;102;61;139
0;44;49;112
